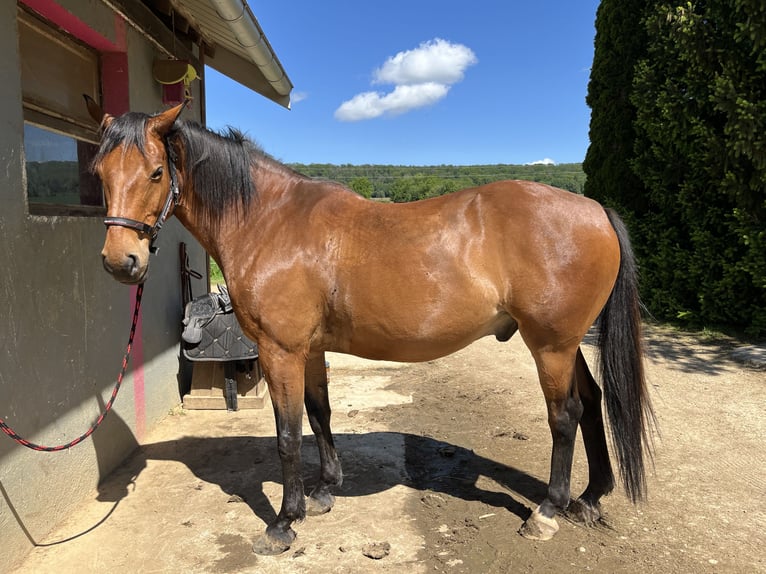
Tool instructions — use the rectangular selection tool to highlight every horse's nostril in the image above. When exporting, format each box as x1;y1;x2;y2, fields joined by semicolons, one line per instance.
127;253;138;271
102;253;140;278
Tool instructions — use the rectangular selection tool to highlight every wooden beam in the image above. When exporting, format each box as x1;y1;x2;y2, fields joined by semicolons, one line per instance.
149;0;173;17
101;0;198;65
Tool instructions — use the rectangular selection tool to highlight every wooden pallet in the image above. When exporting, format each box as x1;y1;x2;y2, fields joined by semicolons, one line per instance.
182;360;268;410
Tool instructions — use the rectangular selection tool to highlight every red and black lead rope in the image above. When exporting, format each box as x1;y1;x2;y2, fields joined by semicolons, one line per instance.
0;284;143;452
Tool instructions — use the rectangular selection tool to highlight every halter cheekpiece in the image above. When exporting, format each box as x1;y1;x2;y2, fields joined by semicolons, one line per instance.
103;138;179;254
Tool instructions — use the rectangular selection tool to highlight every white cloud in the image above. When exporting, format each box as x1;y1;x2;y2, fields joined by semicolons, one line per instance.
526;158;557;166
335;83;450;122
335;38;477;122
290;91;308;104
373;38;478;86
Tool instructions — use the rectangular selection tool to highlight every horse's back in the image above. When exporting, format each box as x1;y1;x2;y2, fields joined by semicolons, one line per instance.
332;179;619;291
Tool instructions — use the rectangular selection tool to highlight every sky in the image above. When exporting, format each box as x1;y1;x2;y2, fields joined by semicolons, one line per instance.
204;1;602;167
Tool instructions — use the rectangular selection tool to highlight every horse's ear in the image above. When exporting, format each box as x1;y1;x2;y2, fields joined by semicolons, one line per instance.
148;101;186;137
83;94;113;130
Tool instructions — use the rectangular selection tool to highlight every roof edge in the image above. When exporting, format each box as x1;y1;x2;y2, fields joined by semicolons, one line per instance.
206;0;292;102
206;46;291;109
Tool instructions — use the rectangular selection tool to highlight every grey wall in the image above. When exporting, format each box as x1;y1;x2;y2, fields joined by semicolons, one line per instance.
0;2;208;570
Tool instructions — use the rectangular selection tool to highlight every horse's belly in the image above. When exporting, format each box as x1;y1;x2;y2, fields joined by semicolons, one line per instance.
347;338;479;362
339;309;515;363
327;251;512;361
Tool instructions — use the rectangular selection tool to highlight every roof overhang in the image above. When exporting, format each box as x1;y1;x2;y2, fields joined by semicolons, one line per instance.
171;0;293;109
111;0;293;108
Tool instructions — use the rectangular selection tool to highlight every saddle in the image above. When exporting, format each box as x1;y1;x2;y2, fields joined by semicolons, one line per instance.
181;286;259;412
181;286;258;362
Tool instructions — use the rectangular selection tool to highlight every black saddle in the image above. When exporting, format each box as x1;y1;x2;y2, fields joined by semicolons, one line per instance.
181;286;258;362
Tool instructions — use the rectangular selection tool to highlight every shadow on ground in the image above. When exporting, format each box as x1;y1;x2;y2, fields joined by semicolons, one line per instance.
583;324;762;376
99;431;548;530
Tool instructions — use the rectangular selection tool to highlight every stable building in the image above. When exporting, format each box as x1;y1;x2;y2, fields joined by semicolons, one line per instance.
0;1;291;569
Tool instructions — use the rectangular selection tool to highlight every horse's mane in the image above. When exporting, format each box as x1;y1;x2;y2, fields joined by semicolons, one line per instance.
169;120;258;227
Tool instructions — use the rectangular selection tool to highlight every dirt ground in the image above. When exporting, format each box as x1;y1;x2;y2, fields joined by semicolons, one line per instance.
11;326;766;574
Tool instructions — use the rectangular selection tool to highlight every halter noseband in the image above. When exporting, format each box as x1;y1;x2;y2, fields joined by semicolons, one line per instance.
103;139;180;255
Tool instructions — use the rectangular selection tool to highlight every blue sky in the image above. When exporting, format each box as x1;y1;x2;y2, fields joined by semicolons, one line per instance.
204;1;601;166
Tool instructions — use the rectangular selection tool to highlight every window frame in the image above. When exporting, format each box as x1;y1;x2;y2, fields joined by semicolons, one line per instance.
19;6;105;217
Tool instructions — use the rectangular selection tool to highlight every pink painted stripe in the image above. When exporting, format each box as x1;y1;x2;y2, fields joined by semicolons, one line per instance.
20;0;123;51
130;286;146;441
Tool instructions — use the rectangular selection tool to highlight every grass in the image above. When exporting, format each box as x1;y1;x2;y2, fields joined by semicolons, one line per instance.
209;258;225;284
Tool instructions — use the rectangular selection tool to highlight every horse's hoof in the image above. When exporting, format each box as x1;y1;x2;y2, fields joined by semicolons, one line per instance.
566;498;602;526
252;528;296;556
306;491;335;516
519;507;560;541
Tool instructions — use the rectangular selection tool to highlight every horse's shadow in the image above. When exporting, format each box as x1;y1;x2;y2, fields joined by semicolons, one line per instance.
105;431;548;528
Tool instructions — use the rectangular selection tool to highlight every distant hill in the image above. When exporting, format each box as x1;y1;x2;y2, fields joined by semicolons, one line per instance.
288;162;585;201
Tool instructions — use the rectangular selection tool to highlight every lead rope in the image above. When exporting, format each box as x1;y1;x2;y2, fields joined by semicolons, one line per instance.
0;284;144;452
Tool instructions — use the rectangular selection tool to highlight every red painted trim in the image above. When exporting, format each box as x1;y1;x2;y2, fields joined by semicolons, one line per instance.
20;2;130;116
19;0;121;51
102;52;130;115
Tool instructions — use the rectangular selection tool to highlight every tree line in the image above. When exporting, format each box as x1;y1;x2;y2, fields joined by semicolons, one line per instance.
585;0;765;337
25;161;81;203
289;162;586;201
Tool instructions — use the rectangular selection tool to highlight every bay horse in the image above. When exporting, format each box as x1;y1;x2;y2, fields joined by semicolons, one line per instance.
88;99;655;555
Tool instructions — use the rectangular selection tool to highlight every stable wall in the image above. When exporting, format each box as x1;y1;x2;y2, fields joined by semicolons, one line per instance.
0;2;208;570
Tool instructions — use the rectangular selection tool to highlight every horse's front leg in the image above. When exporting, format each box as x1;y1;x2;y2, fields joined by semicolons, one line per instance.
520;345;583;541
304;351;343;515
252;344;307;556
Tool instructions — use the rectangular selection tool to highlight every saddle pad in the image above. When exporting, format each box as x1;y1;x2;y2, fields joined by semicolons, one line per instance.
182;292;257;362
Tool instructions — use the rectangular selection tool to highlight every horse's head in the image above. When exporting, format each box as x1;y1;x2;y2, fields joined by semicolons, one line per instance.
87;98;186;284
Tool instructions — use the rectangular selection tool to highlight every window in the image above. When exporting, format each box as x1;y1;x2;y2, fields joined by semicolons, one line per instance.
18;8;104;216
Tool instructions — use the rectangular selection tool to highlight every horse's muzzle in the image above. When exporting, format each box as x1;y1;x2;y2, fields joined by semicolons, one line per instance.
102;252;147;284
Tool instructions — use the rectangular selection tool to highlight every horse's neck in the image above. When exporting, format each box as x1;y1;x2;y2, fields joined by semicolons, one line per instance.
174;154;313;279
173;165;269;270
173;182;233;265
173;205;222;265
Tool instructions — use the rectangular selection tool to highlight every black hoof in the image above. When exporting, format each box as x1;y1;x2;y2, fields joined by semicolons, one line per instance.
252;527;296;556
565;498;602;526
306;490;335;516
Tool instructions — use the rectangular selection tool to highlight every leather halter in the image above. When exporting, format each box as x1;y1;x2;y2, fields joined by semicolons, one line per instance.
103;140;180;255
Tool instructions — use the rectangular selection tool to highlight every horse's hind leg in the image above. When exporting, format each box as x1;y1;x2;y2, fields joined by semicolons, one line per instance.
304;352;343;516
520;344;583;541
567;348;615;525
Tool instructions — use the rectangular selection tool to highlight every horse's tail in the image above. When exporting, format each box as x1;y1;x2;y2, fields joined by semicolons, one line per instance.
597;208;656;503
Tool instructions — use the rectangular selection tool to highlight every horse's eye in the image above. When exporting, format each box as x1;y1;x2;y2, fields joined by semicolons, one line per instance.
150;166;164;180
